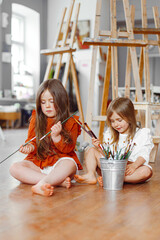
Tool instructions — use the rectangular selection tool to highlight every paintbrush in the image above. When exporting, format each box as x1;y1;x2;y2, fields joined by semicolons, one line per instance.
84;122;97;139
124;143;136;160
0;111;78;165
72;118;107;157
72;118;93;138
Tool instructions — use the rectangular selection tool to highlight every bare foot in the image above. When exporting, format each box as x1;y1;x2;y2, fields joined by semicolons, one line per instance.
31;183;54;197
60;177;71;189
97;176;103;187
74;174;97;184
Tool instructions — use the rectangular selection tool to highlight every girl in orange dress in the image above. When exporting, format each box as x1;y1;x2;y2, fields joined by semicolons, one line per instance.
10;79;82;196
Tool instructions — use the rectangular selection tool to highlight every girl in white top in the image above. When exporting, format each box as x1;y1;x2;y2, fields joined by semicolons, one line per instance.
74;97;153;185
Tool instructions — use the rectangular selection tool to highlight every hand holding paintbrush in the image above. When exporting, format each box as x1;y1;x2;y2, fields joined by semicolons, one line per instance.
92;137;101;148
0;111;78;165
72;117;107;157
92;138;104;155
19;143;35;154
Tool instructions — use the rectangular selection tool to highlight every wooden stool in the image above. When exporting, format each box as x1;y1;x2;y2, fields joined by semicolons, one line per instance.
0;111;21;128
0;126;5;141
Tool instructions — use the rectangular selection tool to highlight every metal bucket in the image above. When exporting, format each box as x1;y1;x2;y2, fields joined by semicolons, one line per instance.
100;158;127;190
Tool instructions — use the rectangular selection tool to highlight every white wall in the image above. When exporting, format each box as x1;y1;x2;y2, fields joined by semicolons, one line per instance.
47;0;97;48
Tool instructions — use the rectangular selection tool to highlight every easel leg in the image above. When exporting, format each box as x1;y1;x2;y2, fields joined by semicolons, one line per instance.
43;55;55;81
153;6;160;54
85;46;98;141
151;114;160;162
62;54;72;88
54;55;63;79
125;48;131;98
99;46;112;142
150;144;159;163
70;56;84;125
111;46;118;99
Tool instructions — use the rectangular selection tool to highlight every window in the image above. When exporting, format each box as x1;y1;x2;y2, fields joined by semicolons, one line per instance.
11;14;25;75
11;4;40;100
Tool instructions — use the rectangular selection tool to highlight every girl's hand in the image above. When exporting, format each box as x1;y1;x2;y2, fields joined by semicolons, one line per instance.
125;163;137;176
19;143;35;154
51;121;62;143
92;137;101;148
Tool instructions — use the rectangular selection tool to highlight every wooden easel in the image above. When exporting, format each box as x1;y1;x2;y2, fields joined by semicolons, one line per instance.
41;0;84;124
84;0;145;141
122;0;160;162
122;1;160;102
84;0;160;162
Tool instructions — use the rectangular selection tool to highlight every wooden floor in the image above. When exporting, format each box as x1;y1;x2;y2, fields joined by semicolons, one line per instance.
0;128;160;240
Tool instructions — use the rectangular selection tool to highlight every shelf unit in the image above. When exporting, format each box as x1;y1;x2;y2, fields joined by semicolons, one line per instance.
118;85;160;103
12;74;34;100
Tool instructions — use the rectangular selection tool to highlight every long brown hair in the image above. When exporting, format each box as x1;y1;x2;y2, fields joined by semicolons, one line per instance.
106;97;138;144
35;79;72;160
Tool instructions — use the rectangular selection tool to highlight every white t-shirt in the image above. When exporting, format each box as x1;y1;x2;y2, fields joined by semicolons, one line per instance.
103;128;154;168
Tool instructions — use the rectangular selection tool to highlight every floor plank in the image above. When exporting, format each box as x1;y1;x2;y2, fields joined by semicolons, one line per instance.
0;128;160;240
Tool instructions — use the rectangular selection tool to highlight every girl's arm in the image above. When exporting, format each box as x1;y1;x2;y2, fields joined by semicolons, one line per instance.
23;110;37;154
51;121;62;143
19;143;35;154
125;156;145;176
128;128;154;165
92;137;100;148
92;138;104;154
51;120;79;153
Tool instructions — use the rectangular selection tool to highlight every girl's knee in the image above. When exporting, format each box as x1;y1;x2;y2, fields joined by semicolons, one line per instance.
67;160;77;172
86;147;97;156
57;159;77;171
56;159;77;178
10;161;27;177
9;162;20;177
145;167;153;178
141;166;153;179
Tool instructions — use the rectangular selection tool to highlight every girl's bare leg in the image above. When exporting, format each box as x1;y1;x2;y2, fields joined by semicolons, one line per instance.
10;160;45;184
97;176;103;187
10;160;54;197
124;166;153;183
74;147;102;184
60;177;72;189
32;159;77;196
97;165;153;187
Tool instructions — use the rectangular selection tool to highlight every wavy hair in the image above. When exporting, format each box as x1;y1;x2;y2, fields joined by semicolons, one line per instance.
106;97;138;144
35;79;72;160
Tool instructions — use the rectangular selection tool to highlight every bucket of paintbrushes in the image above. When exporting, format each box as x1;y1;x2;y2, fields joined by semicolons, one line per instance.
100;158;127;190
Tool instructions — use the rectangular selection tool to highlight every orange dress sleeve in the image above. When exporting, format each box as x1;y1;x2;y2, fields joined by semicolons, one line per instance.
53;116;81;153
25;110;37;154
